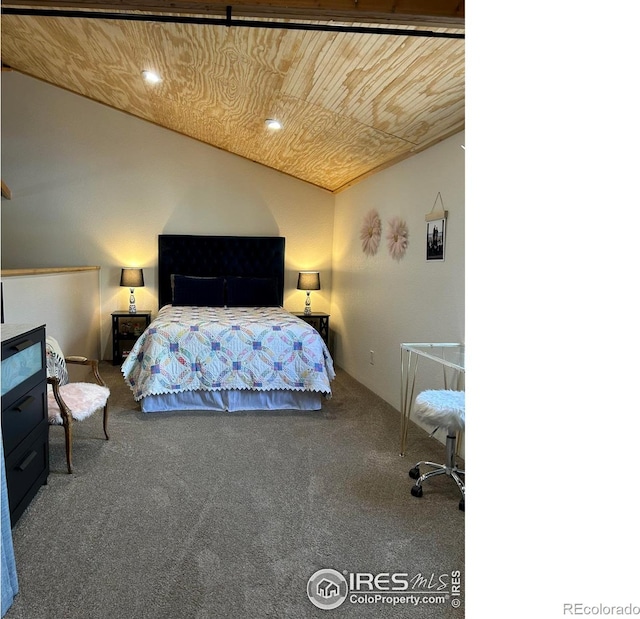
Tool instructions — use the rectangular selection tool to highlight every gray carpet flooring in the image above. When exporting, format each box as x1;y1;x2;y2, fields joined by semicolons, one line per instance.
5;364;465;618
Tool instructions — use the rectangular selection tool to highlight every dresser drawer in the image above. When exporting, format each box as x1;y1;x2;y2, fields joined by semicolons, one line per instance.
1;325;46;405
1;381;47;455
5;422;49;525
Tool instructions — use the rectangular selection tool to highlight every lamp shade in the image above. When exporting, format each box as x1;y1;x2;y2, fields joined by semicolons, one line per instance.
120;268;145;288
297;272;320;291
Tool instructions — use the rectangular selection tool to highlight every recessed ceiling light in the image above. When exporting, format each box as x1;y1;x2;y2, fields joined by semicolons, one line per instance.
265;119;282;130
141;70;162;84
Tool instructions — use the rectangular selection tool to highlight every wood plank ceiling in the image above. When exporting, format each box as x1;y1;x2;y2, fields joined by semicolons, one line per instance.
1;1;465;193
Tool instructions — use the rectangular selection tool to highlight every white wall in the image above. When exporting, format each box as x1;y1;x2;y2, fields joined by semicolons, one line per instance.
331;133;465;434
1;270;102;377
1;72;335;358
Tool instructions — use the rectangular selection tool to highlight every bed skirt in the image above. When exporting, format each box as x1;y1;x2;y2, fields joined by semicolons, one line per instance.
140;389;323;413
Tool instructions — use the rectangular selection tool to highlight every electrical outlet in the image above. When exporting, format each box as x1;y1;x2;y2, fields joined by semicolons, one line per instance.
369;350;375;365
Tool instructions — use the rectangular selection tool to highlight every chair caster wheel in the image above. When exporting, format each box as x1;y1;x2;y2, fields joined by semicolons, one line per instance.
459;499;465;512
409;466;420;479
411;484;423;498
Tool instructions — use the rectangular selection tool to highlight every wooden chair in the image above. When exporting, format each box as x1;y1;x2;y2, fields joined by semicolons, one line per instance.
45;336;110;473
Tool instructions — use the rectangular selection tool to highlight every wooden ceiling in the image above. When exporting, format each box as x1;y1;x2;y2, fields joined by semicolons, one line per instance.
1;1;465;193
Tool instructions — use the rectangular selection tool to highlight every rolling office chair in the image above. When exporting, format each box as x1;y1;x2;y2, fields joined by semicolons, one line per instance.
409;389;465;511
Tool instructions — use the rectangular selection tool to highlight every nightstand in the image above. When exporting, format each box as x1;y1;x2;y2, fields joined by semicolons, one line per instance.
293;312;330;347
111;311;151;365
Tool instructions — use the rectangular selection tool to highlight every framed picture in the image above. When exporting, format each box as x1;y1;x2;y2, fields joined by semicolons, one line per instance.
426;216;446;261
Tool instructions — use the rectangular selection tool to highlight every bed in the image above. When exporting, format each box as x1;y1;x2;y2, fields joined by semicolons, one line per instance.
121;235;335;412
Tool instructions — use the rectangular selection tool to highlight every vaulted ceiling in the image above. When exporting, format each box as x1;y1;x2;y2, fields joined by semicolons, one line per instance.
1;1;464;193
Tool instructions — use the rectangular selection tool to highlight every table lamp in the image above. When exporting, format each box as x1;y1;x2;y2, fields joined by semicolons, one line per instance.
120;268;144;314
297;271;320;315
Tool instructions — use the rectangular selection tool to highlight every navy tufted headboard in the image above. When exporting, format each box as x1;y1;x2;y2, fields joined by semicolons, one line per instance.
158;235;286;309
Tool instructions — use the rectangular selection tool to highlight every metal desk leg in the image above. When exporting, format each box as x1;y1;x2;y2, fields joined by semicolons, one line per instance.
400;349;420;456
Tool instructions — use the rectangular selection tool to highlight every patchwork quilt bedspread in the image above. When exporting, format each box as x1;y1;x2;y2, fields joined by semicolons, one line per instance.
121;305;335;400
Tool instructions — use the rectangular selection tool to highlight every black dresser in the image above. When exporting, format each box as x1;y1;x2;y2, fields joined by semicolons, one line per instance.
1;324;49;526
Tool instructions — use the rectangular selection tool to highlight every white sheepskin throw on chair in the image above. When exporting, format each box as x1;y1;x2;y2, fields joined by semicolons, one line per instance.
47;383;110;425
414;389;465;432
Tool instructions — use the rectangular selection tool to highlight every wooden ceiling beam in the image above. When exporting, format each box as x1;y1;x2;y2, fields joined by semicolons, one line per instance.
0;0;465;27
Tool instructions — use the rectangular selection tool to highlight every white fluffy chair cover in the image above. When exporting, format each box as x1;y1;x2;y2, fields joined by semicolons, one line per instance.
47;383;110;425
414;389;465;433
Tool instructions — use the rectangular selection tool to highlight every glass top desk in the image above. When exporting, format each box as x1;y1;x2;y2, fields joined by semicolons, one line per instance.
400;343;465;456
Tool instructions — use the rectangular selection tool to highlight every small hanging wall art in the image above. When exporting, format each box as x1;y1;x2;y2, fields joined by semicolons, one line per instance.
360;208;382;256
387;216;409;261
425;192;448;261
